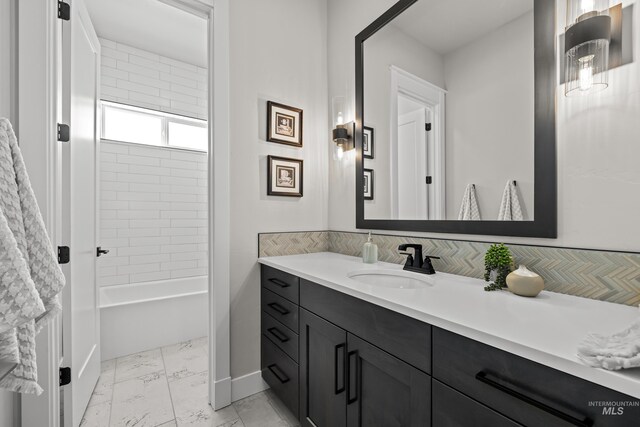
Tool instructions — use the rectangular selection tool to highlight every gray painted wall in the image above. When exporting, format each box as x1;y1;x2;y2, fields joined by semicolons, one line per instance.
444;11;534;220
228;0;329;379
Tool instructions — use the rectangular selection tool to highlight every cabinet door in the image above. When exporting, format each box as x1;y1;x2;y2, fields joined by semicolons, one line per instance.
346;334;431;427
300;309;348;427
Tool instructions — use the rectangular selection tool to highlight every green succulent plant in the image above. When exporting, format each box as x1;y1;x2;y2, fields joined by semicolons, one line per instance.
484;243;514;291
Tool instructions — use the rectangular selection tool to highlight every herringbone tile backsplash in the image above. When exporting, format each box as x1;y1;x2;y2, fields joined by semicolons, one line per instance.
258;231;640;307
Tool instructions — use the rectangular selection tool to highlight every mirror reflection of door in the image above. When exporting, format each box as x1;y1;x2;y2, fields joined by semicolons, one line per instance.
397;96;428;219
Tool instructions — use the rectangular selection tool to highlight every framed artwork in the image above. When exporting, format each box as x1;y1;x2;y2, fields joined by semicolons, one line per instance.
267;101;303;147
268;155;303;197
363;168;374;200
363;126;374;159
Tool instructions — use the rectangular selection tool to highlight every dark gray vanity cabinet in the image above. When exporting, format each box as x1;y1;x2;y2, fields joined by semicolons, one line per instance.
345;334;431;427
299;309;347;427
298;308;431;427
260;266;300;419
261;265;640;427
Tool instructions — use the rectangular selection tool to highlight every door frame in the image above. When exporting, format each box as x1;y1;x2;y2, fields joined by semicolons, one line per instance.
159;0;233;411
18;0;233;424
389;65;446;220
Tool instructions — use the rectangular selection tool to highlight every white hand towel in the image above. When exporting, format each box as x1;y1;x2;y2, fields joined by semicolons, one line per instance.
577;320;640;371
497;181;523;221
0;118;66;394
458;184;480;220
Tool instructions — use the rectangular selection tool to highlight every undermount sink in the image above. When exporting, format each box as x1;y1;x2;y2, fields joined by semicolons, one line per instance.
347;269;434;289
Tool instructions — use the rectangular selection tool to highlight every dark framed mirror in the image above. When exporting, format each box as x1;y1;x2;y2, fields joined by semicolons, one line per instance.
355;0;557;238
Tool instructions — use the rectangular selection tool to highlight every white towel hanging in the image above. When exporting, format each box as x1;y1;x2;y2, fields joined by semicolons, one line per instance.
458;184;480;220
0;118;66;395
498;180;523;221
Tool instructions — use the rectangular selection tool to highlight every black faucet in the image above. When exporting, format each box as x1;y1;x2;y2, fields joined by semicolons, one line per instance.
398;244;440;275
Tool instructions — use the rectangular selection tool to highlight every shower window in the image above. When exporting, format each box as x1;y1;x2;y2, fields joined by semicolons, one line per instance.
101;101;208;152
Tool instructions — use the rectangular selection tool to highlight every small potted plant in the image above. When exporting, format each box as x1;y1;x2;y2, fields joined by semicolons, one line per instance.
484;243;514;291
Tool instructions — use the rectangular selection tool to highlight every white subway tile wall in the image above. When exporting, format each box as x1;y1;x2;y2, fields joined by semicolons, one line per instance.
99;38;207;120
99;141;208;287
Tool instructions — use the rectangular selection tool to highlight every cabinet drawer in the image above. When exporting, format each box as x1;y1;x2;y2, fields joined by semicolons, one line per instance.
261;333;299;419
262;310;299;362
433;328;640;427
433;380;520;427
261;265;299;303
262;288;299;333
300;279;431;373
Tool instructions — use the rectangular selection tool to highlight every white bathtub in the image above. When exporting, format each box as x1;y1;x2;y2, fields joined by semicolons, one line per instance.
100;276;208;360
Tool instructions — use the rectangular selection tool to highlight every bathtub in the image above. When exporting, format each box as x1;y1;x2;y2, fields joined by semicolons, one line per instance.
99;276;208;360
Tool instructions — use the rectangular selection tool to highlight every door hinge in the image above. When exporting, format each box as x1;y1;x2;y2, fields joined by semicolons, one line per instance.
58;246;70;264
57;123;70;142
425;123;432;131
426;176;433;185
59;367;71;386
58;1;70;21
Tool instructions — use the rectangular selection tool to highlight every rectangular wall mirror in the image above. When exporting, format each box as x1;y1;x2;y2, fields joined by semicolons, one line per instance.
355;0;557;238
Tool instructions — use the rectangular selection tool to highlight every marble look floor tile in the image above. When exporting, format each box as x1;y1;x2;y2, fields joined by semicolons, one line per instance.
158;421;177;427
115;349;165;383
169;371;239;426
80;401;111;427
264;389;299;427
218;419;245;427
162;340;208;382
87;372;114;407
101;359;116;378
110;371;174;427
233;392;288;427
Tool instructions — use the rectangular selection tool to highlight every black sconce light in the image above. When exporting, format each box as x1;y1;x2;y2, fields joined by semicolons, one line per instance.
565;0;621;96
333;122;354;159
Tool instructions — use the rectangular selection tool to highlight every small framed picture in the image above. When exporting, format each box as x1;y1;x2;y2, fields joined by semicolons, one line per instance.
363;126;374;159
363;169;374;200
268;155;303;197
267;101;303;147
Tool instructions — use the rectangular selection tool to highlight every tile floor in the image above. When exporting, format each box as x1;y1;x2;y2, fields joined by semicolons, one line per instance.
81;337;299;427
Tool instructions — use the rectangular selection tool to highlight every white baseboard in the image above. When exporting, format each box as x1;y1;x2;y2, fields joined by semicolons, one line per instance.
213;376;232;410
231;370;269;402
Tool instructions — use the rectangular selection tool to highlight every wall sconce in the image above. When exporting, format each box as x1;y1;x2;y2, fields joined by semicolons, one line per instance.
565;0;613;96
333;122;354;159
332;97;354;159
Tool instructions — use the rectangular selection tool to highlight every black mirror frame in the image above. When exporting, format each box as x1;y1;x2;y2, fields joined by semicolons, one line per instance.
355;0;557;238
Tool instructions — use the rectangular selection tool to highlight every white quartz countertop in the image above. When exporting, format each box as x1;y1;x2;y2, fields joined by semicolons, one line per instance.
258;252;640;399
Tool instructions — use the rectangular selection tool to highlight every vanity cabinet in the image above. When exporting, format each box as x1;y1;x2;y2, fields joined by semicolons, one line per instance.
261;265;640;427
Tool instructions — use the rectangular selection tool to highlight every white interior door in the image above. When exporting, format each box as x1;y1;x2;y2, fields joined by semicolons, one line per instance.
397;108;428;219
61;1;101;425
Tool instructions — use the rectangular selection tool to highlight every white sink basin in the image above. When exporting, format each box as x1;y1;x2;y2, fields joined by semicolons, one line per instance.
347;269;434;289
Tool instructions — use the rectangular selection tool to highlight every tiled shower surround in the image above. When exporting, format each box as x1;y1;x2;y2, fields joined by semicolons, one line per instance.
99;141;208;286
258;231;640;307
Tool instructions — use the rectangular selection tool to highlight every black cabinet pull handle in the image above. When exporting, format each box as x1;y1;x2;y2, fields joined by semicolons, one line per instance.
334;344;346;395
267;327;289;343
347;350;359;404
268;278;290;288
475;371;592;427
267;302;290;315
267;364;290;384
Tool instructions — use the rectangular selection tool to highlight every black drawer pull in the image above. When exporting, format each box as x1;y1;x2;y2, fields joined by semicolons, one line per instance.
334;344;346;395
268;364;290;384
267;302;290;315
267;327;290;343
268;278;291;288
475;371;592;427
347;350;359;404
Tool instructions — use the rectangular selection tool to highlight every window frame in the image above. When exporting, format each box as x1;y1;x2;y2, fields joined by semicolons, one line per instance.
100;100;208;152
